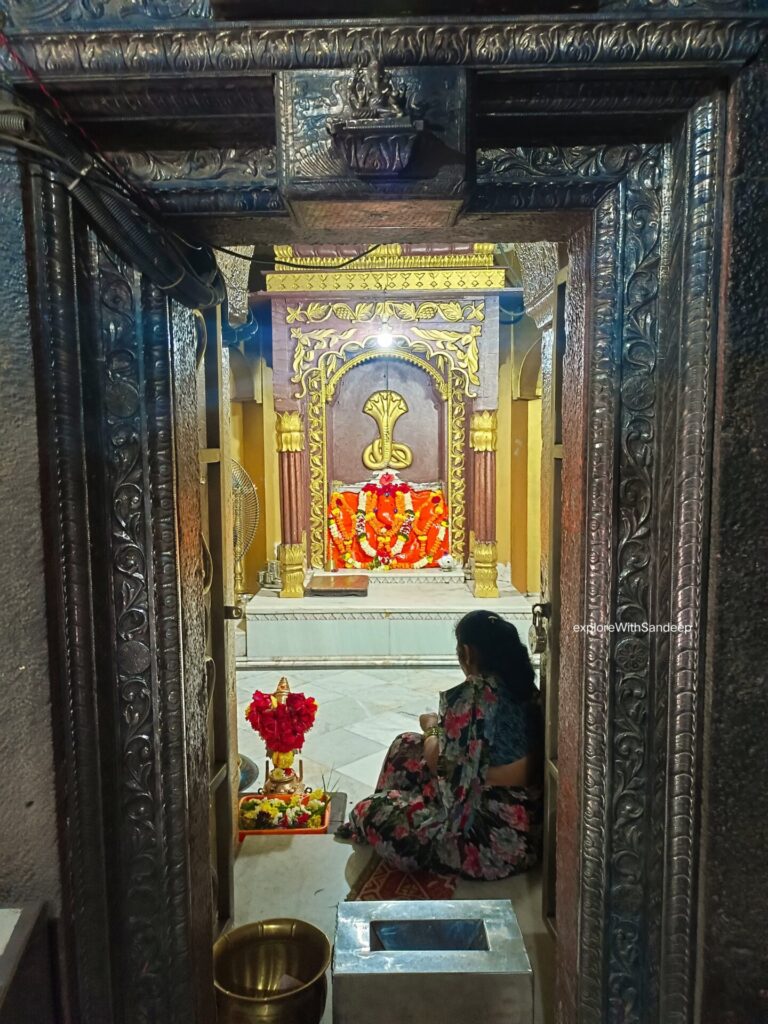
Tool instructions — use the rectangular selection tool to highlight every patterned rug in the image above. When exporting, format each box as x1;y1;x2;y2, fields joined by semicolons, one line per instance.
346;854;458;901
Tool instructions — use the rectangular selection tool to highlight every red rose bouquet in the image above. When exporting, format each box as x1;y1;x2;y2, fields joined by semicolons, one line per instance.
245;690;318;754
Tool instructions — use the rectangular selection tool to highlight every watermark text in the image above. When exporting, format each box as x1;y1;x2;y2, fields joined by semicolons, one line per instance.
571;621;693;635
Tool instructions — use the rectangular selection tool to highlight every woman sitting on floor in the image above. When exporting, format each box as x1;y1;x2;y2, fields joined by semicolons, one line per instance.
336;610;543;880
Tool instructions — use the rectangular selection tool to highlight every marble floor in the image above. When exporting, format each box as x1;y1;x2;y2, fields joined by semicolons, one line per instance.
236;666;461;810
235;667;554;1024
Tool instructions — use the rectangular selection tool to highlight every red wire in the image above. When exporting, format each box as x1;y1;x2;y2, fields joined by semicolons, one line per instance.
0;28;156;209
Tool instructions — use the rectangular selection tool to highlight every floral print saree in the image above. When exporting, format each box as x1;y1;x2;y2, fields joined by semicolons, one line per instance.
341;675;542;880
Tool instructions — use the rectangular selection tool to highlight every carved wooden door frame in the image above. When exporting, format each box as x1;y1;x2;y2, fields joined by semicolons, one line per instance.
12;18;762;1024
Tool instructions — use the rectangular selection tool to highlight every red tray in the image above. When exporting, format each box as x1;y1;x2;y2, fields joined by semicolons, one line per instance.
238;792;331;841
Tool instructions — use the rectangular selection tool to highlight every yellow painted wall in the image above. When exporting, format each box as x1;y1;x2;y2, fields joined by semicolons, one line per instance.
240;401;265;593
230;401;244;464
526;397;542;594
231;357;281;593
508;399;529;593
498;322;545;596
260;362;281;563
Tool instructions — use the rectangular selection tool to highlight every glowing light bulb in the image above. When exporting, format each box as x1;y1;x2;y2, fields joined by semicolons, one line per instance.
376;331;394;349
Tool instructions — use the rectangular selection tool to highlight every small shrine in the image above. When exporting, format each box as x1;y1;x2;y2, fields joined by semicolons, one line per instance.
257;242;519;599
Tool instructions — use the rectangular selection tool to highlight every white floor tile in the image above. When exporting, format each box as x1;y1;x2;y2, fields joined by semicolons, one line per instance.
236;728;268;762
313;672;391;697
309;696;370;736
346;710;418;746
303;727;386;772
326;771;373;812
234;834;371;931
391;691;440;717
337;749;388;789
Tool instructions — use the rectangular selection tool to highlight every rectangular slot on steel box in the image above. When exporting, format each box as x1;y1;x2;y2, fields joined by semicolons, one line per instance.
369;919;489;952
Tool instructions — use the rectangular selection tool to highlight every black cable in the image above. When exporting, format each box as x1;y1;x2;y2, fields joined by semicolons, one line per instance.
0;131;135;206
207;242;385;270
3;155;199;288
3;104;225;308
0;60;155;217
2;133;223;306
3;86;384;281
0;131;78;167
1;86;382;299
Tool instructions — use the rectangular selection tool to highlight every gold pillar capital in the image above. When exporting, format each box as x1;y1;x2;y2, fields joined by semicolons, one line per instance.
276;411;304;452
470;410;498;452
473;541;499;599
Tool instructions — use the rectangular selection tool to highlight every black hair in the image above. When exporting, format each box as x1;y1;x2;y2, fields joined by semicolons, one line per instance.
455;610;537;703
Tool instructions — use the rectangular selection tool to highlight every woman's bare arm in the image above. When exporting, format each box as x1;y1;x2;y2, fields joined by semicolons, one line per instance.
423;734;439;774
419;712;438;732
485;756;531;788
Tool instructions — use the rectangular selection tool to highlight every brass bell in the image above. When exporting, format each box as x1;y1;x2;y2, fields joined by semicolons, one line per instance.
528;602;550;655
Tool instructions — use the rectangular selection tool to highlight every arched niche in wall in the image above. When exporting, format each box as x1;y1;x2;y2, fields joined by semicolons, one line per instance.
327;354;445;488
511;315;543;401
229;346;256;402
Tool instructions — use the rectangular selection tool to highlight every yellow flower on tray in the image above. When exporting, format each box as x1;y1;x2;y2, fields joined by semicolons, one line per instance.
238;791;331;833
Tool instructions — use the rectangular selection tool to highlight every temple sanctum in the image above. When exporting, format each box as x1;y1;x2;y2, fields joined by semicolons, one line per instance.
231;243;544;663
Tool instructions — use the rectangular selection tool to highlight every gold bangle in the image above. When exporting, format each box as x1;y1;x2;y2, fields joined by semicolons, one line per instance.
423;726;442;740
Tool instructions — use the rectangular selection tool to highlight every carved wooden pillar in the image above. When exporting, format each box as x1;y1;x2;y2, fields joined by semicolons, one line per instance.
470;410;499;598
275;411;305;598
72;234;215;1024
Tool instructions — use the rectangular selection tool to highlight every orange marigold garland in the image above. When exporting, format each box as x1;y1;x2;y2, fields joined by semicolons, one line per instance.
327;471;449;570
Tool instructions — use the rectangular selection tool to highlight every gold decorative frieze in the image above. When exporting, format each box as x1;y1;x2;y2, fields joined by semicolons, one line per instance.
470;410;498;452
306;371;327;569
266;268;505;293
290;325;481;399
449;371;467;563
286;300;485;325
327;350;447;403
362;391;413;472
279;543;305;599
276;411;305;452
473;541;499;599
411;327;481;388
274;243;495;271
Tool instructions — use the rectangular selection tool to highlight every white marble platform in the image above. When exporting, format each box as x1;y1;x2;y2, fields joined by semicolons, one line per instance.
0;910;21;958
244;578;533;667
316;568;467;586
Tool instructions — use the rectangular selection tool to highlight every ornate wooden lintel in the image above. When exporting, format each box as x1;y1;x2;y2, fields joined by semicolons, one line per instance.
1;20;764;79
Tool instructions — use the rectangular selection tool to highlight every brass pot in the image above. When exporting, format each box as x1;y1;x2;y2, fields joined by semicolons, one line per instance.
214;919;331;1024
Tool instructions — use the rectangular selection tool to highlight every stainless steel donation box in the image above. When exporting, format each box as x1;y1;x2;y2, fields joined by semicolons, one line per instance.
332;899;533;1024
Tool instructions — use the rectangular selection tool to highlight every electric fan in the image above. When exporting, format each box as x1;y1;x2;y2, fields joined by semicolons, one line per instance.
232;459;260;593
